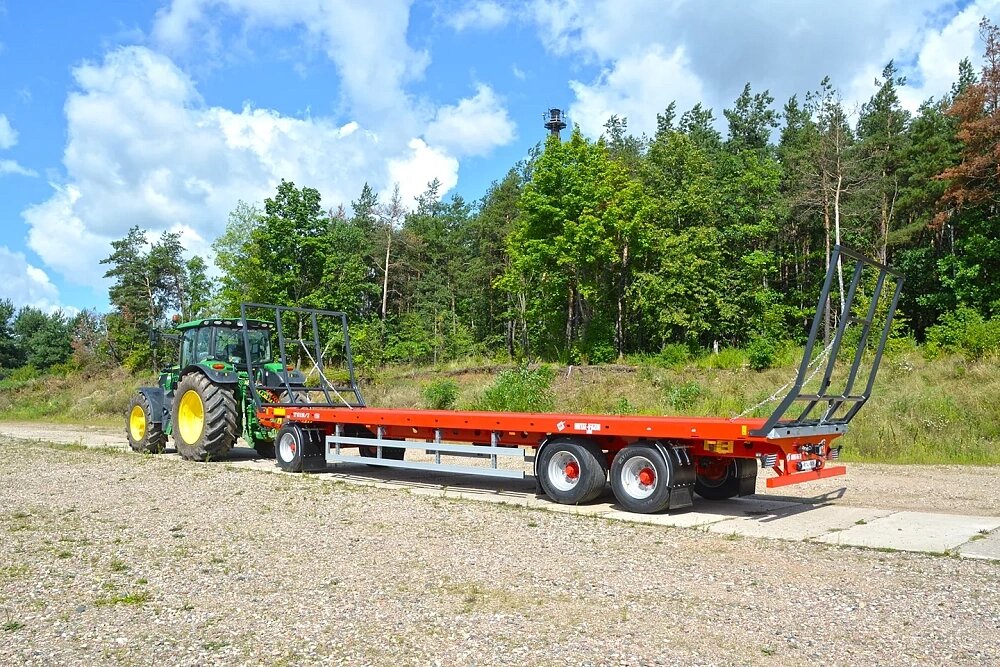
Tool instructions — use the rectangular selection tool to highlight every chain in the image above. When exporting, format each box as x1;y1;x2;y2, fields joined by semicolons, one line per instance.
731;339;836;420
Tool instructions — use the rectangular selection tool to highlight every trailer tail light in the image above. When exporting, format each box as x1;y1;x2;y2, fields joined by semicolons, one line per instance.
759;454;777;468
211;363;225;370
829;446;841;460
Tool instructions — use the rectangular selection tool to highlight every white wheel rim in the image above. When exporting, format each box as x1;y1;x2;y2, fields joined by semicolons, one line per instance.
621;456;658;499
548;450;582;492
278;431;298;462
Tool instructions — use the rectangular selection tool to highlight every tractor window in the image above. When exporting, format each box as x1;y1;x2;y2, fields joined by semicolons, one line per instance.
181;329;196;367
246;330;271;363
195;327;212;363
214;329;242;362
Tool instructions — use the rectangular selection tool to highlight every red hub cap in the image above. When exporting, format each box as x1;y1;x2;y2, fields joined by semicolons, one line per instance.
564;461;580;480
638;467;655;487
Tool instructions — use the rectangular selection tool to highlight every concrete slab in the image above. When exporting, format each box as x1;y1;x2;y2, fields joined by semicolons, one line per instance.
706;504;894;541
603;509;733;528
956;529;1000;561
814;511;1000;553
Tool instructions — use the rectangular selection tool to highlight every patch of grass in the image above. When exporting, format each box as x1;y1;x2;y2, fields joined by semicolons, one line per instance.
3;619;24;633
94;590;149;607
0;565;30;580
109;559;128;572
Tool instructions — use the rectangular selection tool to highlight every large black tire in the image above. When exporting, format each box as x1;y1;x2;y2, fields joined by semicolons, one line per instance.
126;393;166;454
694;458;758;500
610;444;673;513
252;389;303;459
171;373;238;461
537;438;608;505
275;423;325;472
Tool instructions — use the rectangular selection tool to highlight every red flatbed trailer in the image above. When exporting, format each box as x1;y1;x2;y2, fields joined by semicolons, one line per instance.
244;246;901;514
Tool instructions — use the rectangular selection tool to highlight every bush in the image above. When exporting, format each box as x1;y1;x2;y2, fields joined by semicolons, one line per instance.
611;396;636;415
664;380;702;410
657;343;690;367
422;378;459;410
926;308;1000;361
746;337;778;371
699;347;747;370
0;364;39;391
475;365;555;413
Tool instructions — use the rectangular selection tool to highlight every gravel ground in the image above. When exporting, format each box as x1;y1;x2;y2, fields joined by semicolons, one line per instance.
1;438;998;666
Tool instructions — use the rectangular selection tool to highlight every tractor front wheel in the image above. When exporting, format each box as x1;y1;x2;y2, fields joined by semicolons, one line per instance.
126;393;166;454
171;373;238;461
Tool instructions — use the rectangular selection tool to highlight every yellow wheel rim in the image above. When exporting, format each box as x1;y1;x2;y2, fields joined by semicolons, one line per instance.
129;405;146;441
177;389;205;444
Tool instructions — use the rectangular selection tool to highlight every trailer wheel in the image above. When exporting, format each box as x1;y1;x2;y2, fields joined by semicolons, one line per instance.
537;438;607;505
275;423;305;472
126;393;166;454
694;458;757;500
172;373;237;461
610;444;672;513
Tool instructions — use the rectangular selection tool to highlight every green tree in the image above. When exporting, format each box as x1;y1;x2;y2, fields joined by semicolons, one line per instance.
857;61;911;263
12;307;71;370
0;299;23;368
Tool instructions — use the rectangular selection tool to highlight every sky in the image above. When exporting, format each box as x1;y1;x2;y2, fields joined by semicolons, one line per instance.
0;0;997;315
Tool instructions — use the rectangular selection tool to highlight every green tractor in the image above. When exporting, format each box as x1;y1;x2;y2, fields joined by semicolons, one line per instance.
125;317;306;461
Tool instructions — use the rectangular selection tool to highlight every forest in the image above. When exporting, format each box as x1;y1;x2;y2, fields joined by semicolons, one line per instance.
2;18;998;377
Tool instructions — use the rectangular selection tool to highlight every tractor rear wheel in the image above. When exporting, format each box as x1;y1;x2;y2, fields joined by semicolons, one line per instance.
126;393;166;454
171;373;238;461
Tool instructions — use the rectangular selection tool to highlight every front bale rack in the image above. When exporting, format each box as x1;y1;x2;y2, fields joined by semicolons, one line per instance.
242;246;902;514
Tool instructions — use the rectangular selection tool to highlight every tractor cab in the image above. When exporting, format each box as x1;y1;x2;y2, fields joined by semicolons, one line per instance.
176;318;273;370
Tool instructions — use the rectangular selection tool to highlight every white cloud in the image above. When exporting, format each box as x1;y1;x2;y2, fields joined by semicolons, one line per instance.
23;45;515;291
568;45;705;137
530;0;999;135
0;160;37;177
0;245;65;313
0;114;16;149
387;138;458;205
424;84;516;157
446;1;510;31
896;2;993;111
152;0;429;117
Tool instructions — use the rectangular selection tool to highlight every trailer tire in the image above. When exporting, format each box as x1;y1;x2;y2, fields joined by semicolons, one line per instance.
610;444;672;514
275;423;305;472
694;458;757;500
126;392;167;454
171;373;237;461
538;438;607;505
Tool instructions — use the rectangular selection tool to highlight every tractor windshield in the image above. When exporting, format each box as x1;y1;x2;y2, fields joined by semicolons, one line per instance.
214;328;271;366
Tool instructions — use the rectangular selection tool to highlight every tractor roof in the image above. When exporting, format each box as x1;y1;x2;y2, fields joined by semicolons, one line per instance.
176;318;273;331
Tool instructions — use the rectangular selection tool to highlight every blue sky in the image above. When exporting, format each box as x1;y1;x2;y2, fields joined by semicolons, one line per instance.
0;0;997;315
